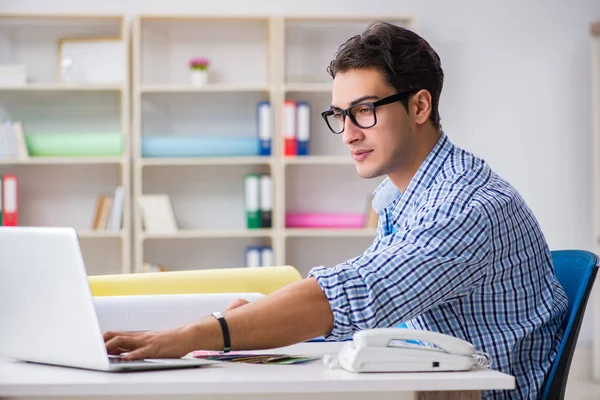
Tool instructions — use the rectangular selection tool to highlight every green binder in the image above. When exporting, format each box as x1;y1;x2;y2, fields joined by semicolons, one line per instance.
244;174;261;229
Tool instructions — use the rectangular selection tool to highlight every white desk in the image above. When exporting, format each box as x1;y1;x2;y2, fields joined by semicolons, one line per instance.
0;343;514;400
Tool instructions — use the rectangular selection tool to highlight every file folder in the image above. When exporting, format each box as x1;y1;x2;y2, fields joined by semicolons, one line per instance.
2;174;17;226
283;100;297;156
257;101;272;156
261;247;273;267
244;174;261;229
245;246;261;268
260;174;272;228
296;102;310;156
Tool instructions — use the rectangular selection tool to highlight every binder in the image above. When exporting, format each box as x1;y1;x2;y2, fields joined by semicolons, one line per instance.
2;174;17;226
260;246;273;267
296;102;310;156
4;121;18;160
244;174;261;229
260;174;272;228
283;100;297;156
0;124;8;159
257;101;271;156
245;246;261;268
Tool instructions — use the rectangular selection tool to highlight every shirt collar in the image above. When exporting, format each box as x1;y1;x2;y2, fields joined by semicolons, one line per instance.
372;131;453;214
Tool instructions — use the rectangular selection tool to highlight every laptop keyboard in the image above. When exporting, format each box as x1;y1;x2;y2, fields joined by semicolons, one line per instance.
109;356;152;364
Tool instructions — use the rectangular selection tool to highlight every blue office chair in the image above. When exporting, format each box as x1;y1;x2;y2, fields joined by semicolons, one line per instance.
541;250;599;400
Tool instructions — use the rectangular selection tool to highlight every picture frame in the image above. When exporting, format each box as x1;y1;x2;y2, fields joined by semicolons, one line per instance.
57;37;125;83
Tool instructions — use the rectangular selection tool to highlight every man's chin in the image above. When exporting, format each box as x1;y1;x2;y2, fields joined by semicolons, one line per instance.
355;165;383;180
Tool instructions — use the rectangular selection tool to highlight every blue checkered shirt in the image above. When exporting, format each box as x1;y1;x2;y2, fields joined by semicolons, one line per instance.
308;132;568;399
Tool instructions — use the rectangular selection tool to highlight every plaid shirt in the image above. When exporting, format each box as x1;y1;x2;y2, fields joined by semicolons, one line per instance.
308;132;568;399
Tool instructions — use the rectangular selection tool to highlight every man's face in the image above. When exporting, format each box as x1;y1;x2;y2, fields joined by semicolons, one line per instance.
330;68;415;180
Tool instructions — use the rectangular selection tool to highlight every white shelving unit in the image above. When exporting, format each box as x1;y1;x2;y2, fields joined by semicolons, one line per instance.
0;14;131;275
591;20;600;382
131;15;416;275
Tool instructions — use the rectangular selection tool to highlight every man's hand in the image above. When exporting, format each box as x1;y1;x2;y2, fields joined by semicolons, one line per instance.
103;325;198;360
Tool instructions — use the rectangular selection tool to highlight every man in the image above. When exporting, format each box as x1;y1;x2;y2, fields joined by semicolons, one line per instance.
104;22;567;399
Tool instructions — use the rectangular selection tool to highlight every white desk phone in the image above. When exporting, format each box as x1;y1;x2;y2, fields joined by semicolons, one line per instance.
324;328;492;373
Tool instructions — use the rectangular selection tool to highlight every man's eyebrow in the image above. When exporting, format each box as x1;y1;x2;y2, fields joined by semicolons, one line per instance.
330;95;380;110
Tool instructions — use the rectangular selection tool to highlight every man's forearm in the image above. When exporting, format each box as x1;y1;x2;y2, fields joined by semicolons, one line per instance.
189;277;335;351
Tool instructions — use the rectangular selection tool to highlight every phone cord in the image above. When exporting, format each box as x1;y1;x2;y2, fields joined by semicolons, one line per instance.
323;354;340;369
474;351;493;368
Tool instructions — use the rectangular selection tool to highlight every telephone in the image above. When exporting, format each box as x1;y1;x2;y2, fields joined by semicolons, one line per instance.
324;328;492;373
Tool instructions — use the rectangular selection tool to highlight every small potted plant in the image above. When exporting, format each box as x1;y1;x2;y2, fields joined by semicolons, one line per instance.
189;57;210;85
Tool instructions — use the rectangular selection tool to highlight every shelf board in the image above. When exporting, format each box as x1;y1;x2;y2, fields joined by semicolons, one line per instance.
139;156;273;167
139;83;270;94
0;157;125;166
142;229;273;240
283;15;414;23
283;155;352;165
77;230;124;239
285;228;377;238
283;83;332;93
0;83;124;92
139;14;268;22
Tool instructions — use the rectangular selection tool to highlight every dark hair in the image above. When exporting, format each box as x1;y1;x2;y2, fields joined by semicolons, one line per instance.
327;21;444;130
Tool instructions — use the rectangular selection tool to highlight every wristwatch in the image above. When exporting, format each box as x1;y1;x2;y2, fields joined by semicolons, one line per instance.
211;311;231;353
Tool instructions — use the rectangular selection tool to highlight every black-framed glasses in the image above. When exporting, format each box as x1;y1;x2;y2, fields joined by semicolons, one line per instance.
320;90;418;134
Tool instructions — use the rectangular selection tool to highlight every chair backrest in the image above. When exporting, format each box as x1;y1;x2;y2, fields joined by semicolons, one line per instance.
541;250;599;400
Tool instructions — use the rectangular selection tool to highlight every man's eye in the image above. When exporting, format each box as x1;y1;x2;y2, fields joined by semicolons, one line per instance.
358;107;372;114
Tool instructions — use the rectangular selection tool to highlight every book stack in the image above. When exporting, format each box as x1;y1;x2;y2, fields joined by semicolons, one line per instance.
0;121;29;160
91;186;125;231
143;261;167;273
245;245;273;267
282;100;310;156
0;174;18;226
244;174;272;229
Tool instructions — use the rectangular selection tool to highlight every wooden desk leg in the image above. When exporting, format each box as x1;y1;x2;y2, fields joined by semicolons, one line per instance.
417;390;482;400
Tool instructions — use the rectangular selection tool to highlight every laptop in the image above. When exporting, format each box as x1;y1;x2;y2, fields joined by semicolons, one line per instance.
0;226;215;372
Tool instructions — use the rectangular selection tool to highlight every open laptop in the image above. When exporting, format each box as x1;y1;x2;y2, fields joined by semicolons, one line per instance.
0;226;214;372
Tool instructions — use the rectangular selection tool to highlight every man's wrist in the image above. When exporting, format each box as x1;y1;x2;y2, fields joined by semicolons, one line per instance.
184;315;226;352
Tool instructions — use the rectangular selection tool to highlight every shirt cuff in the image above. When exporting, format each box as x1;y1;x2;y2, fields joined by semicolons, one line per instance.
308;264;359;341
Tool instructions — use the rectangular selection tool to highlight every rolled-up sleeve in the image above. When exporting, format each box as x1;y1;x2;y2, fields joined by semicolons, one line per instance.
308;204;491;340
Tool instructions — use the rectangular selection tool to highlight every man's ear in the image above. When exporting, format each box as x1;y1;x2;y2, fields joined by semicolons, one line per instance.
412;89;432;125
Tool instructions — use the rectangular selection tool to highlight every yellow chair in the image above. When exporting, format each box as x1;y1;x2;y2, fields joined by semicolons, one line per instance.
89;266;303;297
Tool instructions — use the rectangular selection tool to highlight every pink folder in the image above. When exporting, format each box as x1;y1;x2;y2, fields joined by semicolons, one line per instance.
285;212;365;228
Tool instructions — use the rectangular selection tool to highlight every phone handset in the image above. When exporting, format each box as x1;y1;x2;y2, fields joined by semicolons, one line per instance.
353;328;476;358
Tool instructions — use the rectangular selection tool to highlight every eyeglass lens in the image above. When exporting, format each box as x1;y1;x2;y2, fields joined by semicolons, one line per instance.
326;104;376;134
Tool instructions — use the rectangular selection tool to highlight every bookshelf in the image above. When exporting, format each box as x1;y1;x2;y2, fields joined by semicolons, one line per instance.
131;15;416;275
0;13;131;275
591;20;600;382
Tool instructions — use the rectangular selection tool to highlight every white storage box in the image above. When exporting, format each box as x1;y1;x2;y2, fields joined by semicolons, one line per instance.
0;65;27;86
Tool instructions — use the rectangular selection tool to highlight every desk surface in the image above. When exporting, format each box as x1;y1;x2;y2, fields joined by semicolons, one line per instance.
0;343;515;397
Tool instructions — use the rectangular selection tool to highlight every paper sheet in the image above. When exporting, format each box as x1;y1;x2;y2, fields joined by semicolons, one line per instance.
93;292;265;332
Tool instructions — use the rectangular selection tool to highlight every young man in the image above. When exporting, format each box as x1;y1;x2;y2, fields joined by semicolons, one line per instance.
104;22;567;399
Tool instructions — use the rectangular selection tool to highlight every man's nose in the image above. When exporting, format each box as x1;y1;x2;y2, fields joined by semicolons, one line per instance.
342;117;363;145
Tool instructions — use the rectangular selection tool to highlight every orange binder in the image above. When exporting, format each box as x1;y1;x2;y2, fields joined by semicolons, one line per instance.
2;174;17;226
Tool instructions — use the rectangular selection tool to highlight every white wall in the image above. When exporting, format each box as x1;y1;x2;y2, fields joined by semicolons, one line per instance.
2;0;599;344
